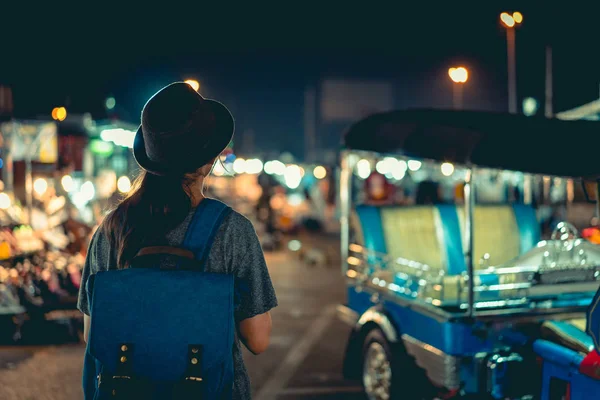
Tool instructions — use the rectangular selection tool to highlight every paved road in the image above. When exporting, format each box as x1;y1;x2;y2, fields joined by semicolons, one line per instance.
0;234;365;400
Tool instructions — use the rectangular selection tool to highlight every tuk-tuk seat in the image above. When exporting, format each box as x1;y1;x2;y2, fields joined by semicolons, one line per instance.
457;204;541;267
354;203;540;276
541;319;594;355
354;205;464;276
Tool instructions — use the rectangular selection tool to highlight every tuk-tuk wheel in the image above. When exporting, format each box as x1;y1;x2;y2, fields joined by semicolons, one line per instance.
362;329;428;400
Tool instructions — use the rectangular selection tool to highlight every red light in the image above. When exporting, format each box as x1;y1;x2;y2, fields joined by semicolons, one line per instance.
579;350;600;380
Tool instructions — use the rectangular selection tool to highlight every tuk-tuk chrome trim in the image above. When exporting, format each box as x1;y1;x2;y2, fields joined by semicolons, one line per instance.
358;279;590;324
357;307;399;342
340;151;353;277
401;334;460;390
464;168;476;318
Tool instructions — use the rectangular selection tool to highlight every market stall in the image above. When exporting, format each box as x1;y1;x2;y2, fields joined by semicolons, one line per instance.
0;119;90;342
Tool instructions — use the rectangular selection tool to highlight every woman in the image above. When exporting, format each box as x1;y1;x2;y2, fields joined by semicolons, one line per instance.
77;82;277;399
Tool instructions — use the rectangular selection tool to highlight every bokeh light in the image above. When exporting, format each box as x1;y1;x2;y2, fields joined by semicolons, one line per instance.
500;12;515;28
356;159;371;179
512;12;523;24
284;165;303;189
52;107;67;122
408;160;422;171
313;166;327;179
33;178;48;196
245;159;264;174
61;175;74;192
81;181;96;201
117;176;132;193
448;67;468;83
0;193;10;210
441;162;455;176
233;158;246;174
105;97;116;110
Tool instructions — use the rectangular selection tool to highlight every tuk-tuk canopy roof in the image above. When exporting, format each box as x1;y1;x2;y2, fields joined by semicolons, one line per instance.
344;109;600;178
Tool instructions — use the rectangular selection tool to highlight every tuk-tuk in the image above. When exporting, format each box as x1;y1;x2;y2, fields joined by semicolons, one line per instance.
337;110;600;399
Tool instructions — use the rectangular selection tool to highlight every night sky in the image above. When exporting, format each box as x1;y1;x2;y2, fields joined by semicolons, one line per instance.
2;5;599;159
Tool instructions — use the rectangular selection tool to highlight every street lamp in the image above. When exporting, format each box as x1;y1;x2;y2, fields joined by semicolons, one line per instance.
51;107;67;122
184;79;200;92
448;67;469;109
500;11;523;114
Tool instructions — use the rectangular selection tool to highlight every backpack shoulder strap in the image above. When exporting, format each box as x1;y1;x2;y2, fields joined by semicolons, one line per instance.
182;198;232;269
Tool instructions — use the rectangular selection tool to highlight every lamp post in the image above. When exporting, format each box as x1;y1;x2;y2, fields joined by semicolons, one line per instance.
448;67;469;109
500;11;523;114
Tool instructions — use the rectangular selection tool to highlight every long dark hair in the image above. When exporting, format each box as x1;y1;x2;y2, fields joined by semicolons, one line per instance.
102;170;202;268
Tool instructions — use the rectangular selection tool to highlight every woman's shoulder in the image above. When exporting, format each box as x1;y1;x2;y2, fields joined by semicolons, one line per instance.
87;223;115;269
220;209;258;239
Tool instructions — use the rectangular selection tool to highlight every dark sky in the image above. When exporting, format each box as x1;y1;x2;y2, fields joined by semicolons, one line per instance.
3;5;599;158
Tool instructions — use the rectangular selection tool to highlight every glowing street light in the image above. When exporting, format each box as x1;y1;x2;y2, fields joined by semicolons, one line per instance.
448;67;469;84
448;66;469;109
500;11;524;114
500;12;515;28
512;12;523;24
184;79;200;92
52;107;67;121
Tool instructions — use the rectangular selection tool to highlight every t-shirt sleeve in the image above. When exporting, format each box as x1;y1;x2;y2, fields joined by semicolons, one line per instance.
232;216;278;322
77;228;102;316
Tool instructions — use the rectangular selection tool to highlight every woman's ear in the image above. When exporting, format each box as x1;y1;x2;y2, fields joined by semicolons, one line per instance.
200;158;218;177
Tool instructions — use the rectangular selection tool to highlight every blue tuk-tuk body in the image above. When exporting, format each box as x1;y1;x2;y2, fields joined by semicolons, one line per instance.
337;110;600;399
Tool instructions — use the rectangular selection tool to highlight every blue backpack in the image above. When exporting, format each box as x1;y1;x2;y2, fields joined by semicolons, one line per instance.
83;199;234;399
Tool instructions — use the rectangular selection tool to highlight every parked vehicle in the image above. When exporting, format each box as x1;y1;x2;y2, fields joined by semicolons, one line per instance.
337;110;600;399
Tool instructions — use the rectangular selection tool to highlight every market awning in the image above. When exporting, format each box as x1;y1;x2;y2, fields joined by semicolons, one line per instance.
344;109;600;178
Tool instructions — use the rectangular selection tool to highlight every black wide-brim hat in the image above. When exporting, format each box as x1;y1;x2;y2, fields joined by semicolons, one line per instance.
133;82;234;176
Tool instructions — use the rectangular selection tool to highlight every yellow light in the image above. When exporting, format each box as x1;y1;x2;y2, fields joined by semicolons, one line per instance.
347;256;361;266
33;178;48;196
61;175;74;192
313;166;327;179
441;162;455;176
449;67;468;83
52;107;67;122
117;176;131;193
500;12;515;28
0;193;10;210
513;12;523;24
184;79;200;92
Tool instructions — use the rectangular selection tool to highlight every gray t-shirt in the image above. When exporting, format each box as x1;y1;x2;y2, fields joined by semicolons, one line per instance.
77;207;278;400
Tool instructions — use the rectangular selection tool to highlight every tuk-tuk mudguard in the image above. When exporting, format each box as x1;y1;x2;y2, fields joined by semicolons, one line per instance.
342;304;401;381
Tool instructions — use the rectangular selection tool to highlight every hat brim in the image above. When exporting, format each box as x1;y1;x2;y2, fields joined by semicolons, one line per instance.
133;99;234;176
